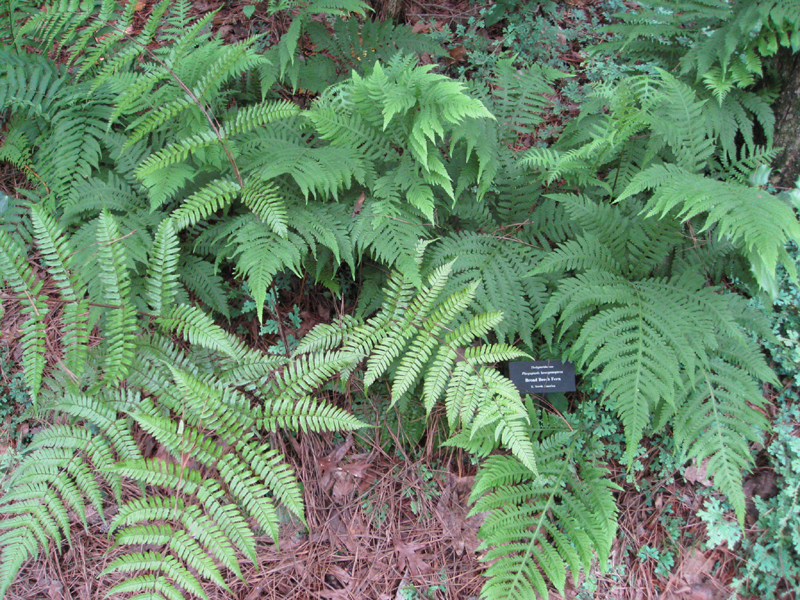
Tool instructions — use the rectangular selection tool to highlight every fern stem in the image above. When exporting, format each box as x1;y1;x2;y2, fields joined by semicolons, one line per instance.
0;292;159;320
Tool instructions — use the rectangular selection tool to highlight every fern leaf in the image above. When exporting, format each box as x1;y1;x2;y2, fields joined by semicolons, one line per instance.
95;210;137;384
618;164;800;292
258;395;367;433
217;453;279;542
674;358;769;524
178;255;230;318
472;433;618;600
102;552;209;600
157;304;237;358
195;479;257;563
105;574;186;600
241;178;288;237
136;130;219;178
0;225;47;400
168;367;256;437
145;219;181;317
170;179;241;231
237;441;305;523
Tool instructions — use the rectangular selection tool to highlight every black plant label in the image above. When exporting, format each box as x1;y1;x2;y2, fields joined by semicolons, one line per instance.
509;360;576;394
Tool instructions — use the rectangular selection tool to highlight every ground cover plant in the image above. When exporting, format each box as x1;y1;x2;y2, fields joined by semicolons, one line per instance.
1;0;800;598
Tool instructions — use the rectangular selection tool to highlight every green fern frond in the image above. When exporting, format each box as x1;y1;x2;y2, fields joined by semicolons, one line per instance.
269;351;355;400
136;130;219;179
294;315;362;353
145;219;180;317
102;552;209;600
0;525;40;598
674;358;769;524
426;232;547;346
241;178;288;238
230;219;305;320
257;394;368;433
0;225;47;400
96;210;138;384
29;204;83;300
224;100;300;137
157;304;237;358
539;272;717;462
179;255;230;318
471;424;617;600
217;453;279;542
168;367;256;437
51;392;141;462
195;480;257;562
111;497;243;579
105;574;186;600
170;179;241;231
248;139;366;200
115;524;230;589
111;458;202;494
619;164;800;292
237;441;305;523
364;260;455;389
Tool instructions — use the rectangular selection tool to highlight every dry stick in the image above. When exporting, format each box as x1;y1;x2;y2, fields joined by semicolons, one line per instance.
268;281;292;356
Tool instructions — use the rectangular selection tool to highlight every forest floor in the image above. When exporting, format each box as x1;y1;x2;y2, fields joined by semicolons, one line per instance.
0;0;792;599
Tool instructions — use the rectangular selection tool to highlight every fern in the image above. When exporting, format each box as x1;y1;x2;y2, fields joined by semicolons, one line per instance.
0;204;369;600
2;4;797;599
95;211;138;385
470;414;618;599
0;221;48;401
308;261;540;475
619;164;800;294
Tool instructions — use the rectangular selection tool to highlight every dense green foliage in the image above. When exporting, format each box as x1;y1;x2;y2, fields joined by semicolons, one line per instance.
1;0;799;598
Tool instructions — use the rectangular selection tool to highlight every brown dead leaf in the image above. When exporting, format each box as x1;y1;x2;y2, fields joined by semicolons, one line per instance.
332;470;356;502
46;580;64;600
351;191;365;217
325;511;366;555
394;539;432;575
436;473;484;556
319;434;353;491
448;46;467;62
663;549;728;600
684;459;712;486
133;1;145;10
411;21;430;34
318;591;349;600
332;458;372;502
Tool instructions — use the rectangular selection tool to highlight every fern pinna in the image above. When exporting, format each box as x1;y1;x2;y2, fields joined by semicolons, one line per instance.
0;206;368;599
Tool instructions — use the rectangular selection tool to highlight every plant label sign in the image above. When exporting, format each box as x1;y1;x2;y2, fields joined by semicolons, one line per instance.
509;360;576;394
